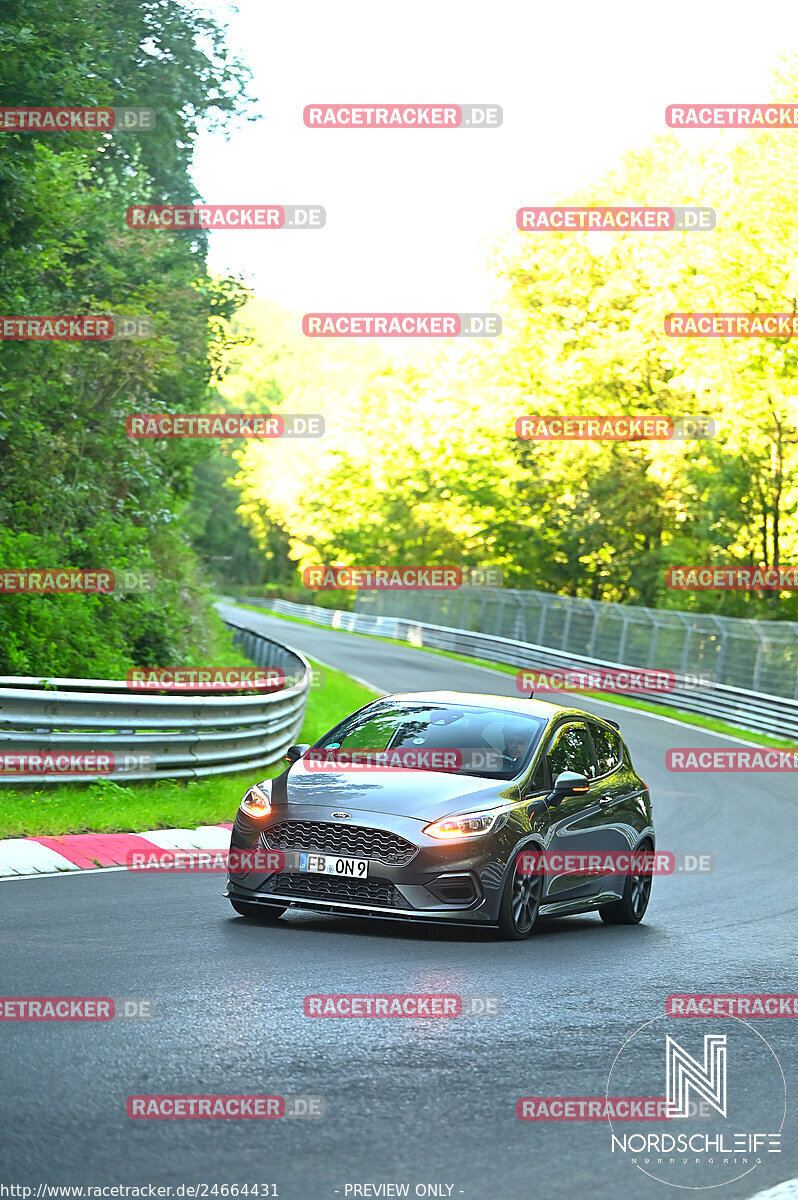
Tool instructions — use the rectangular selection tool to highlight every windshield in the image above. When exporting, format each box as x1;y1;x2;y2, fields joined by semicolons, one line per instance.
313;702;547;780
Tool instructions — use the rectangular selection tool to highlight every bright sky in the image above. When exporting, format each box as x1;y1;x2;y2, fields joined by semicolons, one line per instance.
193;0;798;314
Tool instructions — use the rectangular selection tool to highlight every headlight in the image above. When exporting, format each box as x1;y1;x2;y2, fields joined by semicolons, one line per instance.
424;809;504;841
240;783;272;819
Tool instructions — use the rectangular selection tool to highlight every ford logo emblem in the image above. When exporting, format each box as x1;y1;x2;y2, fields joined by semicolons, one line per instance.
331;811;351;819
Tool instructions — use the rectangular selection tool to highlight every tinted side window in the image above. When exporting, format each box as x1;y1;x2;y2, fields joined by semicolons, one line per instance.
547;723;596;780
590;724;622;776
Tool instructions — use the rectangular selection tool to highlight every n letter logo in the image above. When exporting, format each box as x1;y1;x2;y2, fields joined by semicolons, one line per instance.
666;1034;727;1118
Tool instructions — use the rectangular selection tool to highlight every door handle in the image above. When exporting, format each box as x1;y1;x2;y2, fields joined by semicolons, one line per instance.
598;793;615;806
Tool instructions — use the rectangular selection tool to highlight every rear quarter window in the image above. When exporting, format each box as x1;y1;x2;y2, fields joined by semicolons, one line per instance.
590;723;622;775
547;722;597;780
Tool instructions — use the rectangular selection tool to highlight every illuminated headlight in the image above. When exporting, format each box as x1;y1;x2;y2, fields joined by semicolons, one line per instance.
240;783;272;819
424;809;504;841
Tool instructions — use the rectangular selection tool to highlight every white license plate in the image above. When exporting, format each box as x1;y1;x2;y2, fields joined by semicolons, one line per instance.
298;852;369;878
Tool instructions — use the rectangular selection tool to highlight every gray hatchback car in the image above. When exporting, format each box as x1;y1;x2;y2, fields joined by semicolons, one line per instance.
225;691;655;939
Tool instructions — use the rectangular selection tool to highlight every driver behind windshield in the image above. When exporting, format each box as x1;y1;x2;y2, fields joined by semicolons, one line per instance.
503;732;530;769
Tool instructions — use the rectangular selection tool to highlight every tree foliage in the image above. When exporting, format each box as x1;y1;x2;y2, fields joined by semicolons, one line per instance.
0;0;253;673
229;63;798;619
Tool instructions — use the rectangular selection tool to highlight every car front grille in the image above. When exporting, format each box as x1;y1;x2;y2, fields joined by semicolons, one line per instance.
263;820;418;866
261;872;408;908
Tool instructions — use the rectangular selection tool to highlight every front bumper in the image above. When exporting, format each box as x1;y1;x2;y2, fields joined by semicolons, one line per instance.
225;804;520;924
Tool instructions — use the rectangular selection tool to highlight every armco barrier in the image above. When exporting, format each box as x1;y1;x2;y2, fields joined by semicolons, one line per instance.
0;621;311;783
357;585;798;699
247;598;797;741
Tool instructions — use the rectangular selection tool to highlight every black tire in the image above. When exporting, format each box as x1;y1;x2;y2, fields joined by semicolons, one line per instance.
497;849;543;940
229;899;286;921
599;841;653;925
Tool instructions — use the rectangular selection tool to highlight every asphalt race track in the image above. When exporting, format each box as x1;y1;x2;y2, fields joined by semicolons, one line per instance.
1;603;796;1199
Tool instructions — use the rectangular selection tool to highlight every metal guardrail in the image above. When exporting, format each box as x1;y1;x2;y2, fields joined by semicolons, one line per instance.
0;620;311;783
355;584;798;699
256;598;797;741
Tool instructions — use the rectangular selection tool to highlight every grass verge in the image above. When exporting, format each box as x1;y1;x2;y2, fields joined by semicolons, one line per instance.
0;657;378;839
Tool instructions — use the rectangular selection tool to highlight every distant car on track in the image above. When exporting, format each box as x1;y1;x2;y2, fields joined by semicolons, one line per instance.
225;691;655;939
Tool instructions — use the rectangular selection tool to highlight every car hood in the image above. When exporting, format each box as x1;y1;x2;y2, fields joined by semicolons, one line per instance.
271;763;518;823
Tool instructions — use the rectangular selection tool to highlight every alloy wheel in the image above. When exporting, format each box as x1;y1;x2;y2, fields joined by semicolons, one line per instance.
511;868;543;933
629;868;652;918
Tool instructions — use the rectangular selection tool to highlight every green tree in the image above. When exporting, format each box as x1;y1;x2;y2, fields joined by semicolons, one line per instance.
0;0;254;673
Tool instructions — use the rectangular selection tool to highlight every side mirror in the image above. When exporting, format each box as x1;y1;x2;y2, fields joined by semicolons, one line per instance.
285;743;310;764
546;770;590;805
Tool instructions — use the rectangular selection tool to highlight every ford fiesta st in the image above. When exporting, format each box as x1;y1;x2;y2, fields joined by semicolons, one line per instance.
224;691;655;938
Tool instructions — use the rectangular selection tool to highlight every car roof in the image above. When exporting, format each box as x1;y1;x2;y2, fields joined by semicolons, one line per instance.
377;689;600;723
